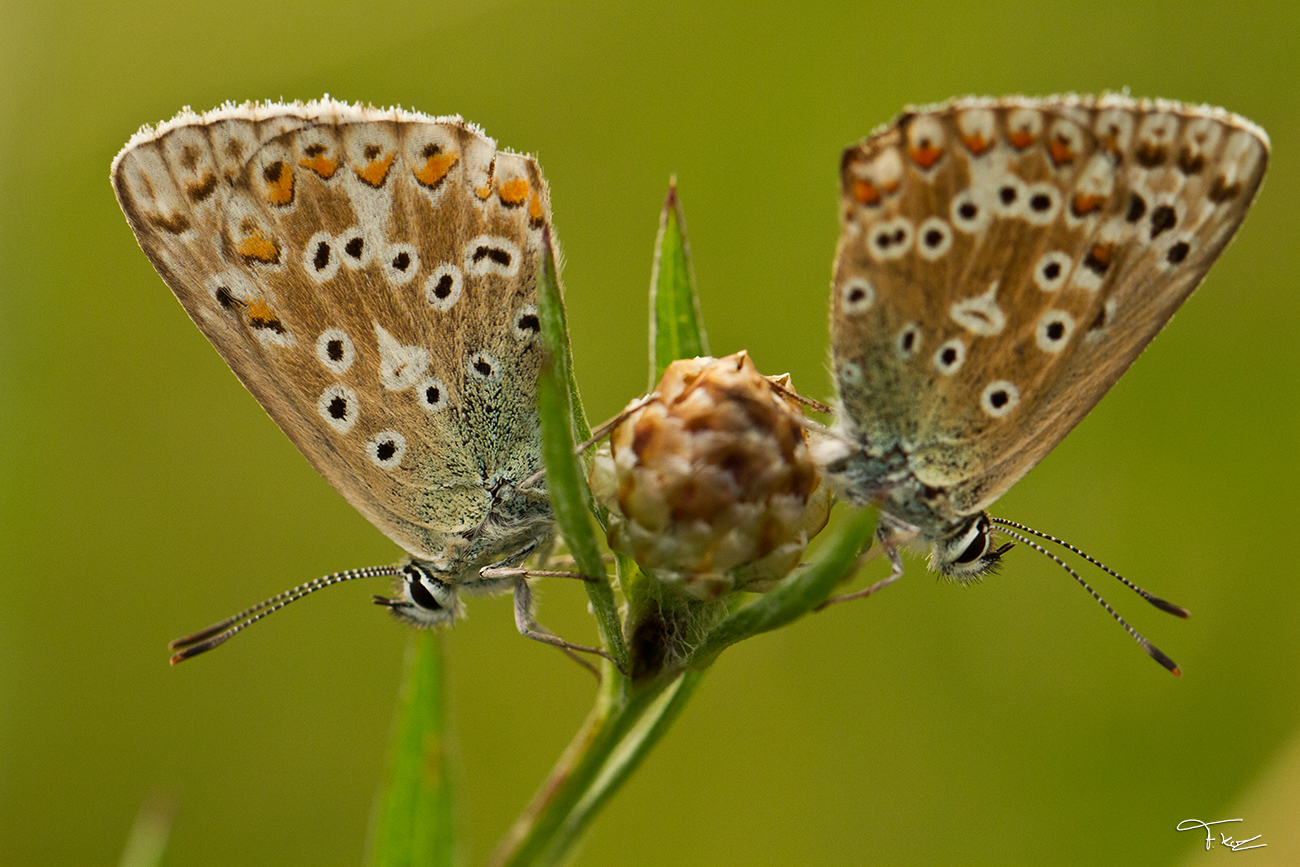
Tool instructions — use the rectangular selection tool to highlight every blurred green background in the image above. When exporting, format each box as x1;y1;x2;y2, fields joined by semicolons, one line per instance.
3;1;1298;864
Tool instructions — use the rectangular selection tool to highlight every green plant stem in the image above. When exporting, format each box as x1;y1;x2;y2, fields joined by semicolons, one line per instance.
488;668;704;867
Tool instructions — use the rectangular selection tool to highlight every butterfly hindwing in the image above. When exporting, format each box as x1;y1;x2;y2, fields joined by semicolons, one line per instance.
831;95;1268;514
113;101;556;567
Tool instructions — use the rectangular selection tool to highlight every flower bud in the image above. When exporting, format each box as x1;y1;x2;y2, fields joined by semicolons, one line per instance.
590;352;830;599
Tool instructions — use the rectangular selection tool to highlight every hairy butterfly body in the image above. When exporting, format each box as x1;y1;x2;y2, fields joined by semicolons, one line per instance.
113;99;592;660
818;95;1267;668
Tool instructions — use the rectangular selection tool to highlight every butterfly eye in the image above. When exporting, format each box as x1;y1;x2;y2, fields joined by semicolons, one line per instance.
930;514;1011;579
384;564;460;627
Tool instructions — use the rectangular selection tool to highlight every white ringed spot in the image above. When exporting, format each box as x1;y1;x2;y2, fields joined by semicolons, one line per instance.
840;278;875;315
950;189;989;234
336;227;372;270
896;323;922;360
513;304;542;341
467;351;500;382
316;328;355;374
1033;252;1071;291
464;234;521;277
367;430;407;469
382;242;420;286
838;360;863;386
990;174;1028;219
317;384;359;434
980;380;1019;418
916;217;953;260
933;338;966;375
425;264;464;310
1035;311;1075;353
866;217;913;261
1022;182;1062;225
303;231;341;282
416;376;448;413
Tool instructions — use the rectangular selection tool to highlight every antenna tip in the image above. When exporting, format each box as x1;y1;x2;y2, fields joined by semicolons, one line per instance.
1145;642;1182;676
1145;592;1191;619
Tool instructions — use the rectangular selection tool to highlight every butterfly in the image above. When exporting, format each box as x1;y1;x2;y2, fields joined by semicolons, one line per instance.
816;95;1268;672
112;99;604;663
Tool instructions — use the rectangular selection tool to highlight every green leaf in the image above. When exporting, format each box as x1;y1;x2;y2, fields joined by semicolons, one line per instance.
650;178;708;384
368;631;458;867
535;228;628;669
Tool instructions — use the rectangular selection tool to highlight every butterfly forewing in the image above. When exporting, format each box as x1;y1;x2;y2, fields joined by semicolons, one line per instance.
113;101;555;566
831;95;1267;514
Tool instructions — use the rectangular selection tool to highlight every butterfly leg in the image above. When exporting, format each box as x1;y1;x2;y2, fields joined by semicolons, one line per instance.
511;578;626;675
479;537;604;584
815;530;904;609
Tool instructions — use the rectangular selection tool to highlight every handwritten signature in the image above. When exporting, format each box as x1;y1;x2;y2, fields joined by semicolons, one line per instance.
1177;819;1266;851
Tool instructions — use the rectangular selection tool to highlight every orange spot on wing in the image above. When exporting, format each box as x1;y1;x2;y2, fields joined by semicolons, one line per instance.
300;154;338;179
1071;194;1105;217
475;184;492;200
498;177;529;205
852;178;882;206
356;152;395;187
237;230;279;263
1048;137;1075;167
961;133;990;155
264;163;294;206
1089;243;1112;267
528;191;544;223
413;151;459;187
908;142;942;169
246;298;274;320
1008;130;1036;150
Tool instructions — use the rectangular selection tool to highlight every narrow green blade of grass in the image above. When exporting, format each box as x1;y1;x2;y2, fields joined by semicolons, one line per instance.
118;794;176;867
536;227;627;668
649;179;708;384
368;631;458;867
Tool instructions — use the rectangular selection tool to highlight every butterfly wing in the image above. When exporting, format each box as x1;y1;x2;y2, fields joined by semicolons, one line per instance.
113;100;555;566
830;95;1267;516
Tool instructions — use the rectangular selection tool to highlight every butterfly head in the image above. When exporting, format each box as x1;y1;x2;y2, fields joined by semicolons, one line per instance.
927;513;1014;580
372;561;465;627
